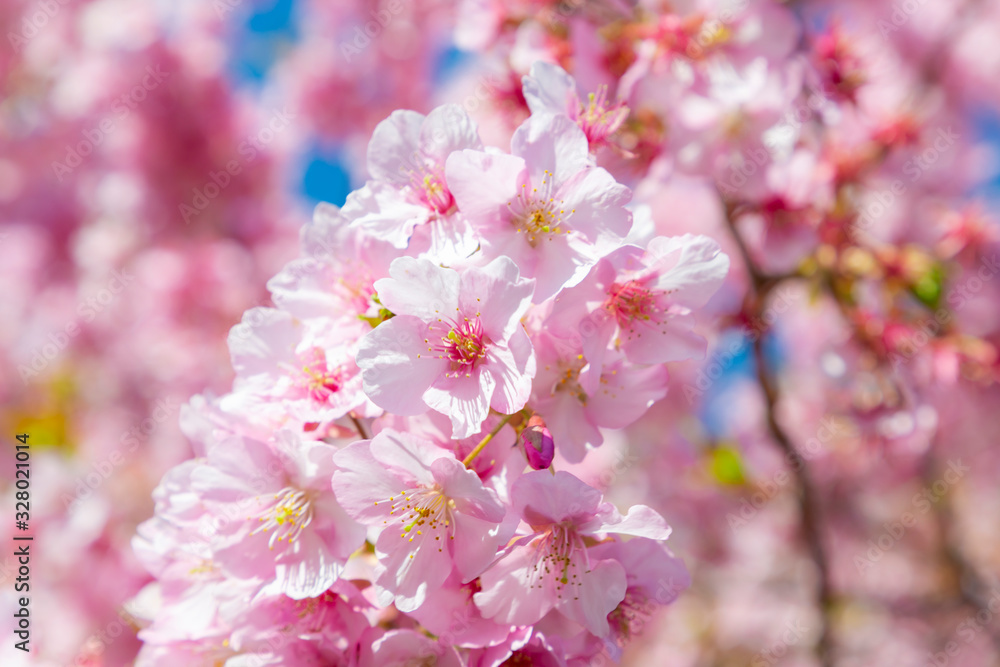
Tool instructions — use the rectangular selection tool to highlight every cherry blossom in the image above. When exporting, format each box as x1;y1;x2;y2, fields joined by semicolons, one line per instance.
332;429;508;612
547;234;730;379
474;470;674;637
343;104;483;263
357;255;536;438
446;112;633;301
190;430;365;599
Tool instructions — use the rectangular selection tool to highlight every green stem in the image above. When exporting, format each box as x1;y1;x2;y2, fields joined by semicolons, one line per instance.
462;413;515;467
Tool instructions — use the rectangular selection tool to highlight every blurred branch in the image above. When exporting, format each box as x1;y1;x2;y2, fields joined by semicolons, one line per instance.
723;206;836;667
348;413;371;440
924;449;1000;657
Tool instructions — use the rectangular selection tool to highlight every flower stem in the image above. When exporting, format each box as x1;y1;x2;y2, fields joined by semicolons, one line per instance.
462;413;515;467
349;413;371;440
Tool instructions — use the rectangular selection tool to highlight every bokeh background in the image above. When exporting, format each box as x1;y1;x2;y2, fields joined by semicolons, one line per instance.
2;0;1000;665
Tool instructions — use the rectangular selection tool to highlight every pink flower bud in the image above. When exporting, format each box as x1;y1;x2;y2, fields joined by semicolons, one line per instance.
521;415;555;470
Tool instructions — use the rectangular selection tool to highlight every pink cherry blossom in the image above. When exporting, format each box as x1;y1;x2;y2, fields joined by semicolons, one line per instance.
356;628;464;667
446;112;633;301
530;332;669;462
82;0;1000;663
587;537;691;659
357;255;536;438
405;570;512;649
547;234;730;378
191;430;365;599
332;429;508;611
342;104;483;263
220;307;377;430
469;627;573;667
522;61;629;151
474;470;671;637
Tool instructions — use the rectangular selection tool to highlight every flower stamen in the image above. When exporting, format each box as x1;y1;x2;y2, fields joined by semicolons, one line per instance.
248;487;314;549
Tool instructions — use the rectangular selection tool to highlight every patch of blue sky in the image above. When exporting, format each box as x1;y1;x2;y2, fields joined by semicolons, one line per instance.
299;145;354;208
970;109;1000;203
226;0;299;86
698;327;786;440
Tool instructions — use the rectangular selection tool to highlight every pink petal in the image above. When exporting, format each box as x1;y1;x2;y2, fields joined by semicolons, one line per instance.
424;368;495;439
367;109;426;185
512;471;603;526
445;149;526;229
620;315;707;364
375;256;460;320
582;363;669;429
371;429;447;486
523;61;575;116
510;112;590;187
227;308;299;377
342;182;428;249
419;104;483;163
530;234;597;302
431;456;505;522
474;538;554;627
331;440;411;524
450;511;505;582
374;523;446;612
274;529;342;600
595;503;671;541
556;557;627;637
486;329;535;415
558;167;633;240
647;234;730;309
536;389;601;463
458;256;535;342
357;315;446;415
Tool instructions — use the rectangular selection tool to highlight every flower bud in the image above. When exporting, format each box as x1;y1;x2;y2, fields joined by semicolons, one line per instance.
521;415;554;470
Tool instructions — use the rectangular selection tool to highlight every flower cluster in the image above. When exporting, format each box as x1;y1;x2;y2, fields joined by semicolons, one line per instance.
9;0;999;663
131;72;727;665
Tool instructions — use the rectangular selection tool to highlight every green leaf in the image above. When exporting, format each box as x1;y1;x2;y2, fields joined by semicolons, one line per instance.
912;263;944;308
709;445;746;486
